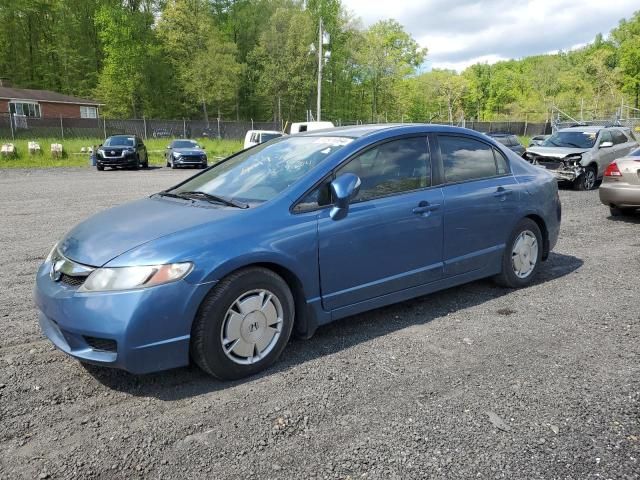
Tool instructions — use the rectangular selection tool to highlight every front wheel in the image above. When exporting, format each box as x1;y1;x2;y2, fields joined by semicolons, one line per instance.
191;267;295;380
574;166;597;191
493;218;543;288
96;165;104;171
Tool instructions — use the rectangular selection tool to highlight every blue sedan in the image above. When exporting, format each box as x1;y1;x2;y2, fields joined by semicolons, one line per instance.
35;125;561;380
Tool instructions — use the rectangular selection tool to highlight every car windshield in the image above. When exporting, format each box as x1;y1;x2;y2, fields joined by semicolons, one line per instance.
104;136;135;147
172;136;352;204
172;140;198;148
542;131;597;149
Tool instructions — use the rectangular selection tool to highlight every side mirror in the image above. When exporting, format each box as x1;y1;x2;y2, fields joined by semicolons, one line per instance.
329;173;361;221
600;141;613;148
167;145;172;149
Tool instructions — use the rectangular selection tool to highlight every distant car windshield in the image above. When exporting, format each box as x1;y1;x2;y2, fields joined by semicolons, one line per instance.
172;140;199;149
542;131;597;149
172;136;353;203
491;136;511;146
104;136;135;147
261;133;282;142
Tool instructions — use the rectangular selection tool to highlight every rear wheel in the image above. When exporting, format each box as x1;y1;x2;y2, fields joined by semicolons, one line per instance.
574;166;597;191
494;218;543;288
191;267;294;380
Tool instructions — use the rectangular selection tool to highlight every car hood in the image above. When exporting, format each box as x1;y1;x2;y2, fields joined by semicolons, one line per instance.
173;148;204;155
58;197;237;267
526;146;589;158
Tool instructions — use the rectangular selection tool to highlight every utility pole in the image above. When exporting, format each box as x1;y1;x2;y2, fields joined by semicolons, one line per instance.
317;17;323;122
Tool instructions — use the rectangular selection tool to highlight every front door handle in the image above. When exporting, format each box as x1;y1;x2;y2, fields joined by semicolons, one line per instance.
413;200;440;215
493;187;513;199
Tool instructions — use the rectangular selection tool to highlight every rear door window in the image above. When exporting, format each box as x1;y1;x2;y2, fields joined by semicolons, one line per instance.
611;130;628;145
439;135;505;183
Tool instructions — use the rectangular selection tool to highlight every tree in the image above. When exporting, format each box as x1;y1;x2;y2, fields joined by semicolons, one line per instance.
181;32;243;124
94;2;156;118
354;20;426;121
612;12;640;110
249;7;316;123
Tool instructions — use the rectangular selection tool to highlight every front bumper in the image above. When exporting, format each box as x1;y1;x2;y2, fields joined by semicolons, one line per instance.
96;154;138;167
173;156;207;166
542;165;582;182
34;261;215;374
599;182;640;208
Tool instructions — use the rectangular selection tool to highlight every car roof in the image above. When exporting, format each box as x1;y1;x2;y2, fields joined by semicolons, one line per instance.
558;126;623;133
301;123;487;139
486;132;514;136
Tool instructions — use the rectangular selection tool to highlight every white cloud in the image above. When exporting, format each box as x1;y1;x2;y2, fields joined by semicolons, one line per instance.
341;0;639;71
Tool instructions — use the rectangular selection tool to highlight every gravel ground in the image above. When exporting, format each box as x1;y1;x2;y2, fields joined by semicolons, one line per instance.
0;167;638;480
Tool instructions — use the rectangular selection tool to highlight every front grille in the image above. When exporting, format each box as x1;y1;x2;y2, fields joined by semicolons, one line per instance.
104;150;122;157
59;273;87;287
535;157;563;170
84;336;117;352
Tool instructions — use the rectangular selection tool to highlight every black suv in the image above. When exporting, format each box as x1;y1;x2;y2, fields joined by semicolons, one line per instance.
96;135;149;171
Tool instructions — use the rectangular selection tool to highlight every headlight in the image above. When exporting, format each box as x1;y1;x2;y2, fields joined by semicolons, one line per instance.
173;153;182;158
46;243;60;263
124;147;134;153
564;154;582;165
79;262;193;292
97;148;105;156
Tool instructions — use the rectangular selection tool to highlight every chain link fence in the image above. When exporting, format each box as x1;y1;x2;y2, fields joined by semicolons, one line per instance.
0;114;280;140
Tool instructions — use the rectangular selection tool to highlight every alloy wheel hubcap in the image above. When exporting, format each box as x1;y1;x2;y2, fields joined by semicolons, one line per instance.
220;289;283;365
511;230;538;278
584;170;595;189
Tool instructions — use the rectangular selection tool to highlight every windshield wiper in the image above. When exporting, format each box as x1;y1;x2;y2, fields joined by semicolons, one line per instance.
178;191;249;209
156;191;184;199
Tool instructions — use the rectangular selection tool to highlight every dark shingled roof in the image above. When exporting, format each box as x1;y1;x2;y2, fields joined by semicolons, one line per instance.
0;87;102;105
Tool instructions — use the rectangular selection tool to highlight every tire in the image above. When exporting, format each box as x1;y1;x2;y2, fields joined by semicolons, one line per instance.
170;159;176;169
610;206;636;217
493;218;543;288
191;267;295;380
96;165;104;171
574;165;597;191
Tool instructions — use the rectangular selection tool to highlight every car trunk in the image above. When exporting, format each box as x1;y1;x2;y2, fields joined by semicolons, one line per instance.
616;158;640;185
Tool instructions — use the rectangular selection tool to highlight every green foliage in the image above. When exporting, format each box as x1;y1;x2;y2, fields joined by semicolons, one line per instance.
1;2;639;123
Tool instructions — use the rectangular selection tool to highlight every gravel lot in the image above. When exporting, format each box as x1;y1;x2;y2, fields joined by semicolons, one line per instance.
0;167;638;480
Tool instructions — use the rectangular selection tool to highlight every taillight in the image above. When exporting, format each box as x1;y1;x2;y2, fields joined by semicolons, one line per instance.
604;162;622;177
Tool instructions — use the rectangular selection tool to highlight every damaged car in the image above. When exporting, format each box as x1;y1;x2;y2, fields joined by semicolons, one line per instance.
523;126;638;190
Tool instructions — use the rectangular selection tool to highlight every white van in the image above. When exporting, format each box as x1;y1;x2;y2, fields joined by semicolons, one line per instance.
289;121;335;134
243;130;284;149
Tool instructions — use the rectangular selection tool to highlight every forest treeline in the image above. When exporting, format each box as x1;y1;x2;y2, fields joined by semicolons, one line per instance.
1;1;639;123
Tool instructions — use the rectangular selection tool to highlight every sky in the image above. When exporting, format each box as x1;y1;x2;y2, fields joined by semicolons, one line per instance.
341;0;639;71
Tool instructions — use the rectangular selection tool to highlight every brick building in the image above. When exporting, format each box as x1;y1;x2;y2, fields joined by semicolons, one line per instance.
0;85;102;120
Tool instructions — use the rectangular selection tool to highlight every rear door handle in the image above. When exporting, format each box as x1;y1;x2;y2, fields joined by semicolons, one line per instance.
413;200;441;215
493;187;513;199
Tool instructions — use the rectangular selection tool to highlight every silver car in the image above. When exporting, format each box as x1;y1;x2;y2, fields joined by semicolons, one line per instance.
599;148;640;216
524;126;638;190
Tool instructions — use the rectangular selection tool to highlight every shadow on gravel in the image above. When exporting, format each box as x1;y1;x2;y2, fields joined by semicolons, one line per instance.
606;212;640;224
84;252;583;400
98;166;164;172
